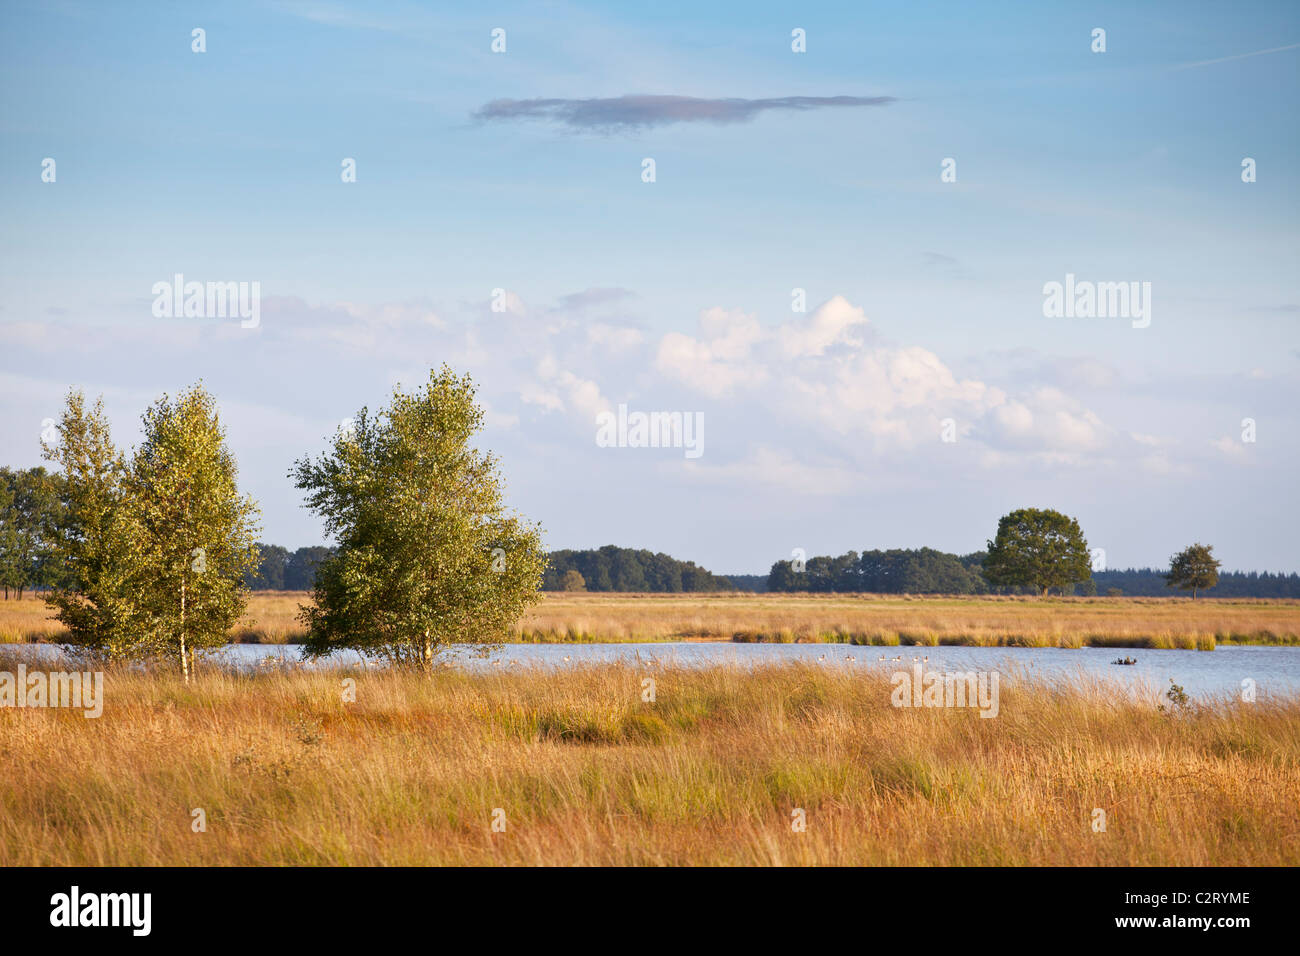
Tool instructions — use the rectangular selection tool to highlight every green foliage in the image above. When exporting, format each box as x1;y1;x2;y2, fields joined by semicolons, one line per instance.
1165;543;1220;599
240;543;338;592
284;546;334;590
982;508;1092;596
0;478;14;594
560;569;586;592
0;465;64;598
1160;679;1192;715
39;386;261;672
40;392;150;657
245;543;289;589
129;385;262;672
292;366;545;667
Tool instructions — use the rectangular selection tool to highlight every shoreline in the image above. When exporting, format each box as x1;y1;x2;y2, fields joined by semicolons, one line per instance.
6;633;1300;648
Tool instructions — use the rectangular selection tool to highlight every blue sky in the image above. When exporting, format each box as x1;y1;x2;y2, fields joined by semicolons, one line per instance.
2;0;1297;573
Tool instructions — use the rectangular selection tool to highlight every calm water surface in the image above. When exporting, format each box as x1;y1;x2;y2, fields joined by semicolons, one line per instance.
10;641;1291;700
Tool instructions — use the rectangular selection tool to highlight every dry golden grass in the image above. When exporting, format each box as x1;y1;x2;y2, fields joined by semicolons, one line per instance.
509;592;1300;646
4;590;1300;646
0;591;310;645
1;657;1295;865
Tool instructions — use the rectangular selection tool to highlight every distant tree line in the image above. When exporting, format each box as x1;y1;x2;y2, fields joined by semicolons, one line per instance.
241;544;337;591
756;554;1300;596
11;462;1300;604
236;544;736;593
765;548;992;594
0;466;64;599
542;546;736;592
758;519;1290;597
244;546;1300;598
1090;568;1298;598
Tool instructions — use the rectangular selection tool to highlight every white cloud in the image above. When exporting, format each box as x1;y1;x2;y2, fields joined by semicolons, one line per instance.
1213;436;1250;461
681;446;861;496
586;322;645;350
653;295;1118;462
777;295;869;358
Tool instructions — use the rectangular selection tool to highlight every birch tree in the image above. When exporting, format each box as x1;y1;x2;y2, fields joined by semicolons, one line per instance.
131;385;260;679
292;367;545;668
40;391;150;658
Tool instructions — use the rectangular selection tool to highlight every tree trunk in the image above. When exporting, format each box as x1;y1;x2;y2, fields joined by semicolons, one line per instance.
422;631;432;672
180;575;189;684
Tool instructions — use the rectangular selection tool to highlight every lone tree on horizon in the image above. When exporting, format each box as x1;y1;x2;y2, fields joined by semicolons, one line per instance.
1165;542;1221;599
292;366;545;668
981;507;1092;597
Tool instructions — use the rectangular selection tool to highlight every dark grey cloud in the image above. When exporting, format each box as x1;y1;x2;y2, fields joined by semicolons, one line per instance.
473;94;896;132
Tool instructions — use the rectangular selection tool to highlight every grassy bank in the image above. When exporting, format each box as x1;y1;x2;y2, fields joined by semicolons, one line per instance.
1;658;1295;865
3;591;1300;647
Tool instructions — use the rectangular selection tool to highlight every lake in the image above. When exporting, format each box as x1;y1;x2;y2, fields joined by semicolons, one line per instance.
8;641;1298;700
